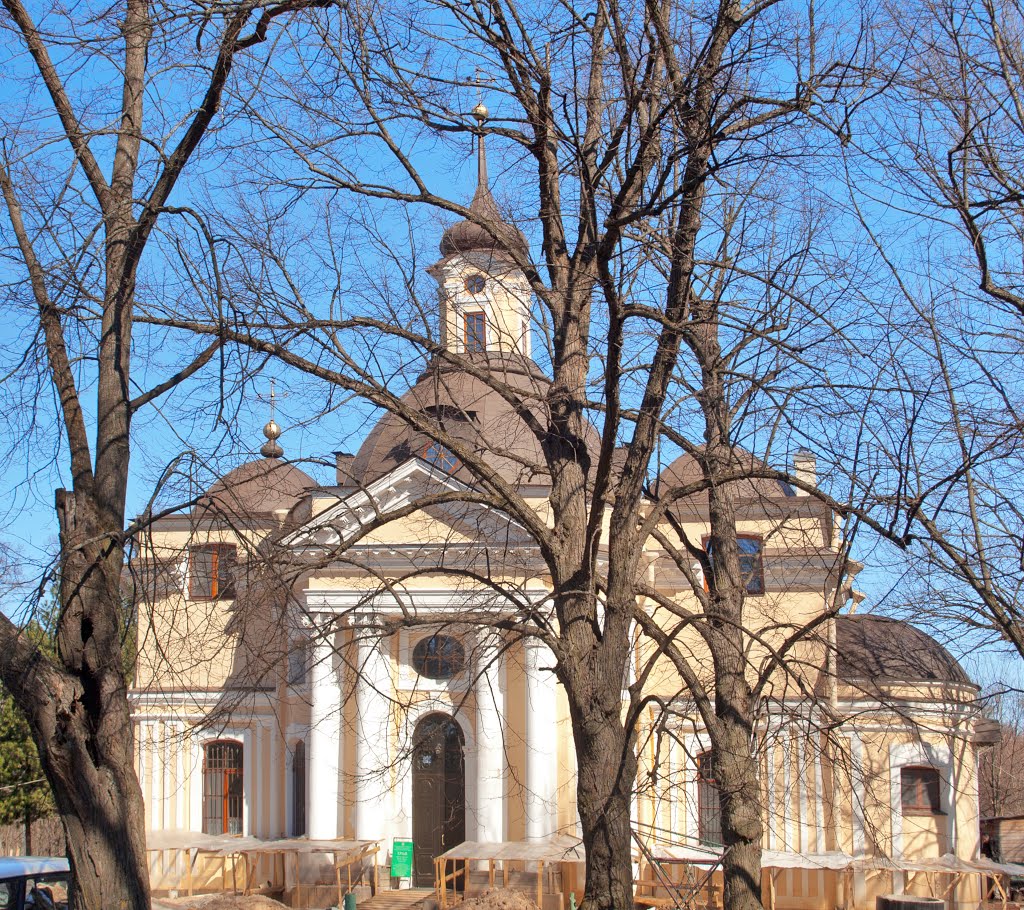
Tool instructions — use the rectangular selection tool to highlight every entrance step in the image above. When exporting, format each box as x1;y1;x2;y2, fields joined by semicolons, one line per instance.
360;889;436;910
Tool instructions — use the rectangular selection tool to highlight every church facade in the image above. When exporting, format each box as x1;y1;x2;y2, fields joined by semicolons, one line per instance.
131;146;989;909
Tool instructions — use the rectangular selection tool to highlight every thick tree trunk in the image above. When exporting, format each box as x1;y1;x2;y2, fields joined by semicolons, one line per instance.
715;696;764;910
571;697;638;910
41;489;151;910
553;569;638;910
702;410;765;910
12;620;150;910
44;707;149;910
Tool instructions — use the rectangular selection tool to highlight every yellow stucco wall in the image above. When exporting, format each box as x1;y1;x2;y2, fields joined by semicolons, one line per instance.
132;478;982;910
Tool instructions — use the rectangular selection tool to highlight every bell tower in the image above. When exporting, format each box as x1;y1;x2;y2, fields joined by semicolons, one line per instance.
430;102;532;358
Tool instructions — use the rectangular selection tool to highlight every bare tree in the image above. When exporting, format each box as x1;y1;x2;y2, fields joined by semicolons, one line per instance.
149;0;883;907
979;689;1024;818
845;0;1024;660
0;0;331;906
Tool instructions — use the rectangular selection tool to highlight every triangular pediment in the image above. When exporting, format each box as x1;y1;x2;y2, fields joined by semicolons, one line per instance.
283;457;537;553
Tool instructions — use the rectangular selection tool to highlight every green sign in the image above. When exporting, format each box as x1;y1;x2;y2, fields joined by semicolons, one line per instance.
391;838;414;878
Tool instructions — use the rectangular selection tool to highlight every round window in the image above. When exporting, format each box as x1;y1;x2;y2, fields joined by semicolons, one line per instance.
465;274;486;294
412;634;465;680
423;441;459;473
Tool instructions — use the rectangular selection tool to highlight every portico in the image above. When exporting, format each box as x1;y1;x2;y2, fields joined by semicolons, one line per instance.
299;586;562;869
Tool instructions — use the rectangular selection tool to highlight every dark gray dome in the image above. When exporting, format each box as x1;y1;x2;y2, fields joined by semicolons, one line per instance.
199;459;316;518
657;447;794;516
349;353;552;488
836;615;972;686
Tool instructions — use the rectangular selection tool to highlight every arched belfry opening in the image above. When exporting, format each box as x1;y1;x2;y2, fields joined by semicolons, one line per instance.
412;712;466;887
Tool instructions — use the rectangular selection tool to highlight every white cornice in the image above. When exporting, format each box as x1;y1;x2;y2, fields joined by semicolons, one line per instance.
283;458;535;553
128;689;276;708
142;513;282;532
303;586;550;616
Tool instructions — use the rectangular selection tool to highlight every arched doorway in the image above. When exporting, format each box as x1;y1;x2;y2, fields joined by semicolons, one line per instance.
412;713;466;887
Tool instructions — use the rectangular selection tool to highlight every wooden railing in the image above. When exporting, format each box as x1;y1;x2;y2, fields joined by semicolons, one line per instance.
435;857;467;908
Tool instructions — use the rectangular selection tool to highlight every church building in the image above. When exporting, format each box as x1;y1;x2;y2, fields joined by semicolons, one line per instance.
131;120;992;910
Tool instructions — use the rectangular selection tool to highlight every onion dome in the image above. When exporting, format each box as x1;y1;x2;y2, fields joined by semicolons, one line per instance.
440;183;529;259
836;615;972;686
439;102;529;260
349;352;553;488
260;419;284;459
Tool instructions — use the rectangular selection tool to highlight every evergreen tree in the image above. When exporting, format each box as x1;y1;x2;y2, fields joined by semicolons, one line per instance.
0;689;53;826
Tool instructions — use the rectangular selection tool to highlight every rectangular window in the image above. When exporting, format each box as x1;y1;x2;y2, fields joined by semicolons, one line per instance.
189;545;236;600
704;535;764;595
737;536;764;594
901;766;942;815
697;752;722;847
24;874;71;910
287;639;311;686
203;741;244;834
464;311;486;352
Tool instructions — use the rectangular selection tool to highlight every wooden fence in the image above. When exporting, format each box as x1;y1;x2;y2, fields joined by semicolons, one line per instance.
0;815;65;856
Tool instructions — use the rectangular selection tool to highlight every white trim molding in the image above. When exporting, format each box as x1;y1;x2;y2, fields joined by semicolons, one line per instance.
188;726;253;836
889;740;953;863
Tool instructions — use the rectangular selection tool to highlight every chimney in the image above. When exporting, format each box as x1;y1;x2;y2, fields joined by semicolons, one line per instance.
792;448;816;494
334;452;355;486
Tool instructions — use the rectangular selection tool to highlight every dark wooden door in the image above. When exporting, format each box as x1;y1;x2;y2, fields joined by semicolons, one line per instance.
412;714;465;887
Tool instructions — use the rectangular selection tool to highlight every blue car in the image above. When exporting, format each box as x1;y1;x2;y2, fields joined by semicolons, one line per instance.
0;858;71;910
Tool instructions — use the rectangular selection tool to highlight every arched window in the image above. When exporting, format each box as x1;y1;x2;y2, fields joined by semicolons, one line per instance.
696;752;722;847
203;741;243;835
291;741;306;836
412;634;465;680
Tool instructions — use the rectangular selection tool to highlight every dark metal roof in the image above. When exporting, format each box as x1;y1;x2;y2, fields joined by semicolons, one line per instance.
349;353;555;487
439;184;529;259
836;614;972;686
657;448;795;516
198;458;316;518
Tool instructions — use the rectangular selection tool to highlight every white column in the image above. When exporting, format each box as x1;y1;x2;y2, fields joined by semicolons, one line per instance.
254;724;265;837
476;638;505;843
524;639;558;838
270;723;282;838
308;616;342;839
355;628;392;841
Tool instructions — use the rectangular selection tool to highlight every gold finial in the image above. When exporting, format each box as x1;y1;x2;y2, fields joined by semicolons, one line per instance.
471;102;489;191
258;379;287;459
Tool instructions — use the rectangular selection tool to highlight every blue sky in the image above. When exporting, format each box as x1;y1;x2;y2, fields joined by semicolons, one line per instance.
0;0;1019;694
